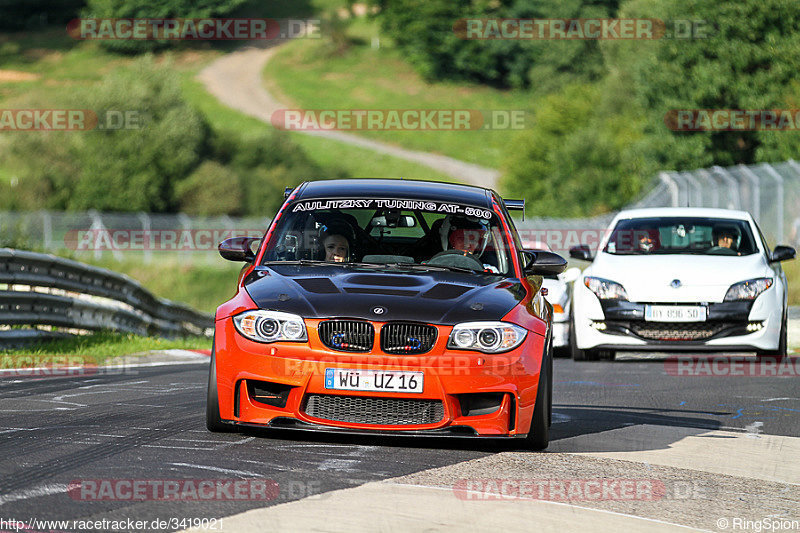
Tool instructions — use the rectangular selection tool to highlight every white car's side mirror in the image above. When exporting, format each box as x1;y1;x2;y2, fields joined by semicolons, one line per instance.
559;267;581;283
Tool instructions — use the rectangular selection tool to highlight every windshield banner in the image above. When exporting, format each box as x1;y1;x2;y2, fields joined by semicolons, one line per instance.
291;199;493;219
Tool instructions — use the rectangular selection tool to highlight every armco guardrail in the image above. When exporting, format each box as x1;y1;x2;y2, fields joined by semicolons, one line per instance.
0;248;213;339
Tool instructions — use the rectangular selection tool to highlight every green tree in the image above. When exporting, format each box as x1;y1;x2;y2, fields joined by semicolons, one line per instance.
502;82;648;216
84;0;246;53
617;0;800;169
375;0;620;88
175;161;242;215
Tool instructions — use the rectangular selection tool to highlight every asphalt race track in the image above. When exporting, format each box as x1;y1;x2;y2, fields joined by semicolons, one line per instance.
1;354;798;532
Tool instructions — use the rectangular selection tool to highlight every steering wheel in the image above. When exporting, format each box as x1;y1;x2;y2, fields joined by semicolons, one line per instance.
426;249;485;271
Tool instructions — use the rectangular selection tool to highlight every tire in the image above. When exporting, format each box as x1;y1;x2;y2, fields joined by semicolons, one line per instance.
758;312;788;360
569;312;586;361
206;346;236;433
525;350;551;450
570;313;600;361
546;333;553;427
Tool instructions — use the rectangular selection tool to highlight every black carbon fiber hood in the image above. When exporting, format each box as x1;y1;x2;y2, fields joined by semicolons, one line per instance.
243;264;526;325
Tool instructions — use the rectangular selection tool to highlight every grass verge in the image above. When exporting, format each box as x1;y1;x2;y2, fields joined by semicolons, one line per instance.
0;331;210;364
82;256;242;313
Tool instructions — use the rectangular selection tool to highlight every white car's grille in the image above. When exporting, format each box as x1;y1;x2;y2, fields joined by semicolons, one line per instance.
630;322;728;341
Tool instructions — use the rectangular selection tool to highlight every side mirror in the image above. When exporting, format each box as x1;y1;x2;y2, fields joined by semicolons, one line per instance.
521;250;568;276
770;245;796;263
569;245;594;262
219;237;260;262
559;267;581;283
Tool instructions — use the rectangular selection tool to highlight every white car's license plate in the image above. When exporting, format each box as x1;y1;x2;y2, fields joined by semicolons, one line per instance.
644;305;707;322
324;369;424;393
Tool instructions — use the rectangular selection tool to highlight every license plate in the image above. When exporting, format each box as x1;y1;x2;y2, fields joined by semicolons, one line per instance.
324;369;424;393
645;305;707;322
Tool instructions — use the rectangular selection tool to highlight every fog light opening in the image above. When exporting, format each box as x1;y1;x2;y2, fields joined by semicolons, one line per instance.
591;321;607;331
746;322;763;332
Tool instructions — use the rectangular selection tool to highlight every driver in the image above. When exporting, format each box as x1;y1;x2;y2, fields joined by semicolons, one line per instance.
438;215;499;272
710;225;740;255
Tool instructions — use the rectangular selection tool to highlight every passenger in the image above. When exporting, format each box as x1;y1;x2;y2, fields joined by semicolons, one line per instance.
636;231;656;253
321;231;350;262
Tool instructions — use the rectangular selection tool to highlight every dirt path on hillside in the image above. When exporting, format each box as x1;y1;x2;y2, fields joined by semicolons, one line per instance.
198;43;500;189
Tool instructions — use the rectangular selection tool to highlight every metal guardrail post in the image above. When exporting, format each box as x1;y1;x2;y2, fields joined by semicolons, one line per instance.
137;212;152;264
659;172;680;207
696;169;719;208
737;164;761;222
761;163;785;242
712;165;741;210
680;171;703;207
41;210;53;252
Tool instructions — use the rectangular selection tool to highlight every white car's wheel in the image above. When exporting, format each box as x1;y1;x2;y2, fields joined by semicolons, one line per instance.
569;312;599;361
758;311;788;359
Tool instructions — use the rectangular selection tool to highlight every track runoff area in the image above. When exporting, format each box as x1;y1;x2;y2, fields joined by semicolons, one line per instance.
0;344;797;532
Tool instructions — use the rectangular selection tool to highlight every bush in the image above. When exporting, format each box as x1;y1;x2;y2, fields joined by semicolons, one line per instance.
175;161;242;215
374;0;619;88
69;57;207;211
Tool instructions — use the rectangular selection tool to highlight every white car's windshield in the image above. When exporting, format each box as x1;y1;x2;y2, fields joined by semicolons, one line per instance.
261;201;512;274
604;217;758;256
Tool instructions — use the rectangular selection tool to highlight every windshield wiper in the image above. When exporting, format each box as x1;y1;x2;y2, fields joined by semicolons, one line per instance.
262;259;331;266
389;262;486;274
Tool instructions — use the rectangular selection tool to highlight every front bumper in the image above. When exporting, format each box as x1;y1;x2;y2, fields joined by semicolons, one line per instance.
576;299;782;352
552;319;569;348
213;318;546;437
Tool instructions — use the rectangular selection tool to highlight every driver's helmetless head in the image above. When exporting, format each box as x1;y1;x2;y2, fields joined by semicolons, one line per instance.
713;225;739;248
323;234;349;262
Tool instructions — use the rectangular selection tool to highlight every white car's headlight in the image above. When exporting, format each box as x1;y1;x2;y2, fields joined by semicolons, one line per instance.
233;310;308;343
447;321;527;353
584;276;628;300
724;278;773;301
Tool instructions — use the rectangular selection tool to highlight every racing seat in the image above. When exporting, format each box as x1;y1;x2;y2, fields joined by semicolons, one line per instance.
405;218;445;262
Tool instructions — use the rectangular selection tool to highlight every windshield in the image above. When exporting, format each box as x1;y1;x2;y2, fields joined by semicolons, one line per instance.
260;200;512;274
603;217;758;256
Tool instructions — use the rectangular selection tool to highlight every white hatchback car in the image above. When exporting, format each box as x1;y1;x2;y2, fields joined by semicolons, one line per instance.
569;208;795;360
523;240;581;354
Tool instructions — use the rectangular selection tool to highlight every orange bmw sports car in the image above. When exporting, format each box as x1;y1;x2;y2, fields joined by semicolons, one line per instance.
207;179;566;449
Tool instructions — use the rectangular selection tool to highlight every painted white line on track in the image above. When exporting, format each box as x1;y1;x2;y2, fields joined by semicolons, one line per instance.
0;484;69;506
169;462;263;477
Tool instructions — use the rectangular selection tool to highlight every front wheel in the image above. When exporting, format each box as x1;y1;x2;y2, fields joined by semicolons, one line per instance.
758;312;788;360
206;347;237;433
524;355;550;450
570;313;600;361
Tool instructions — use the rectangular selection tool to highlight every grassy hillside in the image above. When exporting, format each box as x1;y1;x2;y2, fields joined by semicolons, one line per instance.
264;18;534;169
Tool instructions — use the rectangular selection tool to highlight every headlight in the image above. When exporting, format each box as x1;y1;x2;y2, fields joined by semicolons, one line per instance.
584;276;628;300
233;310;308;343
447;321;527;353
724;278;773;301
